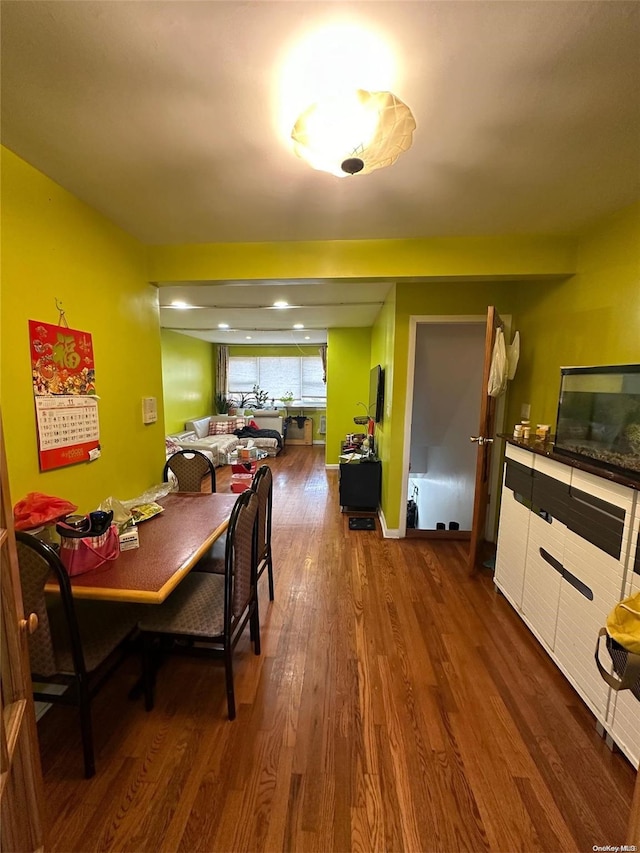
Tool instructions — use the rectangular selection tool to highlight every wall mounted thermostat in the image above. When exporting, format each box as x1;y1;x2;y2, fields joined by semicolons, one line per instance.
142;396;158;424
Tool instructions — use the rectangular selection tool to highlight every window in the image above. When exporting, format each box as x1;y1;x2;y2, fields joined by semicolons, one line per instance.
228;356;326;404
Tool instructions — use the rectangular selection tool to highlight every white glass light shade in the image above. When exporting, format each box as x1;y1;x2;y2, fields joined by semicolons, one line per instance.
291;89;416;177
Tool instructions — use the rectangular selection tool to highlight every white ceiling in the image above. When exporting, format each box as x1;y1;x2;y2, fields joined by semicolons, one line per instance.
2;0;639;343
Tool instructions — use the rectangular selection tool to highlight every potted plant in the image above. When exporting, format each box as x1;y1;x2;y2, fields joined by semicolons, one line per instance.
279;391;294;406
214;392;231;415
251;384;269;409
231;391;253;413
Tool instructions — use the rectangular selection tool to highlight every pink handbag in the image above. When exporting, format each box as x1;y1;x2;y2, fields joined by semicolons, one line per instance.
58;523;120;576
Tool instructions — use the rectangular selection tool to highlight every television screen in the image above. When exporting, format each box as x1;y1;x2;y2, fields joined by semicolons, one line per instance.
369;365;384;423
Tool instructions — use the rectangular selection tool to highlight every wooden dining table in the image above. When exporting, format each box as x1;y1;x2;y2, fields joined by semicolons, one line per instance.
46;492;238;604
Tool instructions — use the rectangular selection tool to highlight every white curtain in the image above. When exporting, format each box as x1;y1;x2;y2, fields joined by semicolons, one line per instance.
318;345;327;383
216;345;229;397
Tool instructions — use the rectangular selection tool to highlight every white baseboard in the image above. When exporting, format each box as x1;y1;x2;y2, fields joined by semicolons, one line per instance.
325;463;340;470
378;507;400;538
312;440;326;445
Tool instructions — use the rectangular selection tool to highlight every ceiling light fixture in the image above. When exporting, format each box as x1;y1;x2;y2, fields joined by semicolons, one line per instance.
169;300;191;309
246;336;252;340
291;89;416;177
218;323;229;329
273;300;288;308
293;323;304;329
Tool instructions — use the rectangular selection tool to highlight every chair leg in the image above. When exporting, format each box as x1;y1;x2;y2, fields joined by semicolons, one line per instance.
142;633;156;712
224;646;236;720
267;553;274;601
251;600;261;656
77;680;95;779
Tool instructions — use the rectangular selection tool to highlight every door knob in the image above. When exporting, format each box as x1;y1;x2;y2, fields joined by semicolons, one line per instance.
470;436;494;445
20;613;39;635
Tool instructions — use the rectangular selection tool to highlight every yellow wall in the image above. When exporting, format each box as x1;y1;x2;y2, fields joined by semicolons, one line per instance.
326;327;372;462
227;345;321;358
507;201;640;430
161;330;214;433
4;147;635;533
1;148;165;512
370;286;396;512
374;204;639;531
150;235;576;282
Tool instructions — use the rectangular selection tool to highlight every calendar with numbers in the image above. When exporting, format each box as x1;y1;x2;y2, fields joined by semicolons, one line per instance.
29;320;100;470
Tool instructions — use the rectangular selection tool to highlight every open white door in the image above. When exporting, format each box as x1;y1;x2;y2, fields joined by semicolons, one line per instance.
0;413;45;852
468;306;504;572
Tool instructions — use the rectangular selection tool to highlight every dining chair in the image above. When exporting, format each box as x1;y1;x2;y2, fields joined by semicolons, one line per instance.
138;489;260;720
251;465;274;601
15;532;140;778
163;448;216;493
192;465;273;601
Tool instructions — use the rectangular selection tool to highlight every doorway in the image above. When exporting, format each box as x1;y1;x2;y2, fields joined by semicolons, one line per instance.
401;315;508;540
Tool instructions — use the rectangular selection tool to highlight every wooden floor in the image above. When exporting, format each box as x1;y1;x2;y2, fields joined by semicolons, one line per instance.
39;446;636;852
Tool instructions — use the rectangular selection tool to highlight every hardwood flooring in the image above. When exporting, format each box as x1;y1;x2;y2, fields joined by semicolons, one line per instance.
38;446;636;852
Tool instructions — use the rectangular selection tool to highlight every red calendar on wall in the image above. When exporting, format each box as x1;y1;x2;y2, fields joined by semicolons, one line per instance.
29;320;100;471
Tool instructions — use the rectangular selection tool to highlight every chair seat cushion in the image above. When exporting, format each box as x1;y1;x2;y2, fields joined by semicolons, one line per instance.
47;597;140;674
138;572;225;637
192;534;226;574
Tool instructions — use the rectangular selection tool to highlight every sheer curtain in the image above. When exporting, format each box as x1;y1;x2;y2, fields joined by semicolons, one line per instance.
216;345;229;397
318;345;327;383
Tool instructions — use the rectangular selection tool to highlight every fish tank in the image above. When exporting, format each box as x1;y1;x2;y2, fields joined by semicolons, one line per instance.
554;364;640;479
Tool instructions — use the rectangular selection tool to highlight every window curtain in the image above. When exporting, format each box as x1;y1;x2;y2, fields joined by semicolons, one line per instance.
216;345;229;397
318;345;327;383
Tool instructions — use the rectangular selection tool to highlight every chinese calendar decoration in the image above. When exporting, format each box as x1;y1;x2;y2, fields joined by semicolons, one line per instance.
29;320;100;471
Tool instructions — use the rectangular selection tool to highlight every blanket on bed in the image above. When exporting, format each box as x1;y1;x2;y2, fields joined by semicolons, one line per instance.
234;426;283;449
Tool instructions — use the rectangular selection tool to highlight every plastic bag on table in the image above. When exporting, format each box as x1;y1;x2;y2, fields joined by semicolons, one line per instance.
120;482;174;510
14;492;78;531
98;496;134;533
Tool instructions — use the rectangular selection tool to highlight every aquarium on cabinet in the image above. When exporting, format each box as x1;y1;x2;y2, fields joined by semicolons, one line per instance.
554;364;640;478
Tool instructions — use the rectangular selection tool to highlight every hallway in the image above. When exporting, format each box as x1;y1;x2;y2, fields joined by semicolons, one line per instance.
38;446;635;851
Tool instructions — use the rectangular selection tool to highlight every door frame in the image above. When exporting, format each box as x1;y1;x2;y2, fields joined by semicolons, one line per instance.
400;314;511;539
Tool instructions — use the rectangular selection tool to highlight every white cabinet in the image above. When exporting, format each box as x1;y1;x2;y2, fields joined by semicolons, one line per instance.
554;472;633;725
494;445;533;610
606;504;640;766
522;455;570;652
495;442;639;764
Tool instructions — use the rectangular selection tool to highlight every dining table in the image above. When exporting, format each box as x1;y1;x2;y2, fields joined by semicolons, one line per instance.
45;492;238;604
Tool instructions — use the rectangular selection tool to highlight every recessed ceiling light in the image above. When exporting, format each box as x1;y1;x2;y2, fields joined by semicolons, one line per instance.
273;300;288;308
246;336;252;340
293;323;304;329
170;300;190;309
218;323;229;329
305;336;310;340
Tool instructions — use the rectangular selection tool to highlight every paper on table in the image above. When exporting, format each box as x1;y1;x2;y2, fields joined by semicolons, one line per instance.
129;502;164;524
